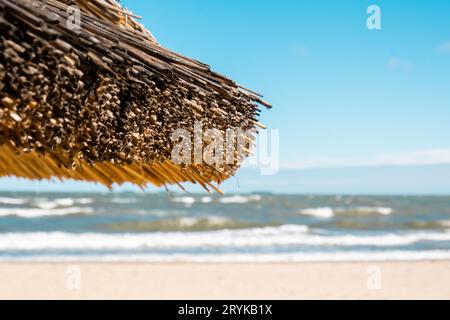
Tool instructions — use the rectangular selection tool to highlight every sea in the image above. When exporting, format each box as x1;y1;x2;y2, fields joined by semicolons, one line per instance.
0;192;449;262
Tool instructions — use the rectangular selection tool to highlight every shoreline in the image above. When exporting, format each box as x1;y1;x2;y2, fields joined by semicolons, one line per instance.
1;261;449;299
1;259;450;264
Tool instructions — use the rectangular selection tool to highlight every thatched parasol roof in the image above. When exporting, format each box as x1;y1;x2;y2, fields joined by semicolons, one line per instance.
0;0;271;193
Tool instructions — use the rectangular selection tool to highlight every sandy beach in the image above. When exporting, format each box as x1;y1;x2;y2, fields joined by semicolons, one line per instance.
0;261;449;300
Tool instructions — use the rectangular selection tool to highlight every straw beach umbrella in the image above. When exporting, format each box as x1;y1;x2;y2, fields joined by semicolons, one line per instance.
0;0;271;193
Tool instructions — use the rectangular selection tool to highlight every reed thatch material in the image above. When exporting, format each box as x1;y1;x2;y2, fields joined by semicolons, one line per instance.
0;0;270;193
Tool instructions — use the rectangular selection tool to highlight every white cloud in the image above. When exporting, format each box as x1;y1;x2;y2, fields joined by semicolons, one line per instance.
287;149;450;170
437;42;450;53
387;57;411;71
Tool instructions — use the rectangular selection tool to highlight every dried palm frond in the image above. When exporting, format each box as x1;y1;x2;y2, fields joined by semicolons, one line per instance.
0;0;271;193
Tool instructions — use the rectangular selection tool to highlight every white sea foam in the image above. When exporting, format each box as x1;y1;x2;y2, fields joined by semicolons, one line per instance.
171;197;196;206
200;197;213;204
299;206;394;217
2;228;450;250
2;250;450;263
35;198;75;210
219;195;262;204
0;197;27;205
0;207;94;218
35;202;57;210
354;207;393;215
170;194;262;205
299;207;334;218
75;198;94;205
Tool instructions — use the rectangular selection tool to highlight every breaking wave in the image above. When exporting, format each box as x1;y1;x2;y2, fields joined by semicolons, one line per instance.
170;195;262;206
2;228;450;250
337;207;393;215
299;206;394;218
0;207;94;218
219;195;262;204
171;196;196;206
0;197;28;205
299;207;334;218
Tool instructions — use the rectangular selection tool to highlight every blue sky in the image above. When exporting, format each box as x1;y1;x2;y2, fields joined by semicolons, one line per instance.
121;0;450;168
1;0;449;193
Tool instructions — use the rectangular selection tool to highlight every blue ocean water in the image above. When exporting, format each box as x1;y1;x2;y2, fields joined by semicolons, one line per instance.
0;192;449;262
